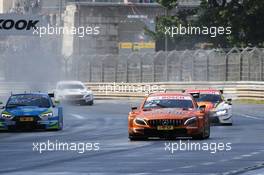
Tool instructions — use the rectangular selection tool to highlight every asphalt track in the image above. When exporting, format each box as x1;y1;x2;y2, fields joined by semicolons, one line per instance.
0;99;264;175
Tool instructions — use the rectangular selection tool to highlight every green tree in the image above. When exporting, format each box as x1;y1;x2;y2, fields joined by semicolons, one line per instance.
146;0;198;50
199;0;264;47
149;0;264;50
156;0;178;10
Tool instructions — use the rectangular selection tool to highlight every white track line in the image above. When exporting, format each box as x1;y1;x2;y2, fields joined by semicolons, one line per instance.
180;165;195;169
70;113;85;120
241;154;252;157
250;152;260;155
235;113;264;120
201;162;216;166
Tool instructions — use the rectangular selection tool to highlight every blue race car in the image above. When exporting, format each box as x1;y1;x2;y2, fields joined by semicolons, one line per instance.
0;93;63;131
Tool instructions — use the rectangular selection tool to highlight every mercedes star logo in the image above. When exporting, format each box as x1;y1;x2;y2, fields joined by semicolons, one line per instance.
162;120;169;126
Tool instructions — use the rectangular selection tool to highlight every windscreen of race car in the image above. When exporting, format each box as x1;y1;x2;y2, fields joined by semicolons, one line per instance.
195;94;223;104
143;96;194;109
6;94;51;108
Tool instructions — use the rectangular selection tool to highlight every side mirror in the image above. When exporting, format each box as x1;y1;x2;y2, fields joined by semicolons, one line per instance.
48;93;55;98
199;105;206;112
131;106;138;111
227;99;232;105
0;101;3;105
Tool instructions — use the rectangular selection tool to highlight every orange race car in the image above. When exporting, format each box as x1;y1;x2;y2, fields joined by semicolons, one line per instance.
128;92;210;141
184;89;233;125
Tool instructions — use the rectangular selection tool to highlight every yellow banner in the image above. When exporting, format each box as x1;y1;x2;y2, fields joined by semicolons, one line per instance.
119;42;133;49
119;42;155;49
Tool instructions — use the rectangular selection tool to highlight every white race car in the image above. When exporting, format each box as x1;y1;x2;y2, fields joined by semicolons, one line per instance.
185;89;232;125
55;81;94;105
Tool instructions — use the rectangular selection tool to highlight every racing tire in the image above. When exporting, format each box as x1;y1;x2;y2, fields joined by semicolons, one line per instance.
58;118;63;131
192;123;210;140
56;113;64;131
222;123;233;126
87;100;94;106
82;100;94;106
49;117;63;131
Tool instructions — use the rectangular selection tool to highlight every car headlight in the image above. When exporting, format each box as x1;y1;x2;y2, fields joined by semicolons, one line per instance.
134;118;147;126
1;112;13;119
40;112;53;118
184;117;197;126
216;109;228;116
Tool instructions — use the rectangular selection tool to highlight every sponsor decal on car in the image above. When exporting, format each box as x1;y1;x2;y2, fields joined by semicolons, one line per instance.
147;96;192;101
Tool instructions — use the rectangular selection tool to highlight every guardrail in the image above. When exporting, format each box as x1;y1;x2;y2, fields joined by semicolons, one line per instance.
84;81;264;100
0;82;54;96
67;0;200;6
0;81;264;100
56;47;263;83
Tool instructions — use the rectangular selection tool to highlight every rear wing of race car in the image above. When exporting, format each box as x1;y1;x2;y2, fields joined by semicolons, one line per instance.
189;92;200;99
144;88;167;97
182;90;200;99
183;89;224;95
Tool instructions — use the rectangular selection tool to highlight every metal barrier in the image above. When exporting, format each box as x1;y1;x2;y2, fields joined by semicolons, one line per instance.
70;47;264;82
0;81;263;100
0;82;55;96
84;81;264;100
1;46;263;83
67;0;200;6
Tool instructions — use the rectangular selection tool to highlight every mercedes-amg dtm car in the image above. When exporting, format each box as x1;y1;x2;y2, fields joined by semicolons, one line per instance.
185;89;232;125
0;93;63;131
55;81;94;105
128;92;210;140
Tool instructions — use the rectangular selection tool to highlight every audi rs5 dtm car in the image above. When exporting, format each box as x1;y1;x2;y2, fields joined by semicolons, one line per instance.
55;81;94;105
0;93;63;131
128;92;210;140
184;89;232;125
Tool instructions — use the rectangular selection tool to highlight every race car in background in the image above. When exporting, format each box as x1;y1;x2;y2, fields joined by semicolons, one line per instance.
55;81;94;105
184;89;232;125
0;93;63;131
128;92;210;140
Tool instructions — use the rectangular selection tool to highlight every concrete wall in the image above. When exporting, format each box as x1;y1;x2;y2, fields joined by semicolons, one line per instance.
0;0;14;13
62;3;164;56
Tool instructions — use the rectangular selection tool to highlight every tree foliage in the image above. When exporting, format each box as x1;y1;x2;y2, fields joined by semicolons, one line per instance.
151;0;264;49
199;0;264;47
156;0;178;10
